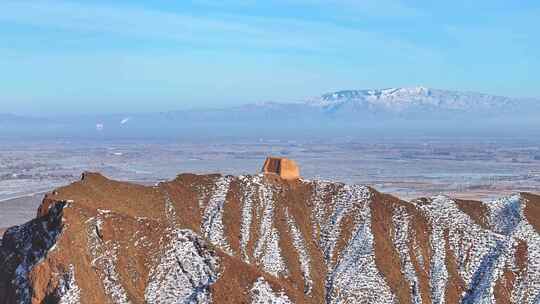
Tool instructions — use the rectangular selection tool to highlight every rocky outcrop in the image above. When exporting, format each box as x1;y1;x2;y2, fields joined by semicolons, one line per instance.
0;172;539;303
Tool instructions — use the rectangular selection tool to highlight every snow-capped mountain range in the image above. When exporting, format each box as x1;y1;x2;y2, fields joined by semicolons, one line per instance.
308;87;521;112
284;86;540;124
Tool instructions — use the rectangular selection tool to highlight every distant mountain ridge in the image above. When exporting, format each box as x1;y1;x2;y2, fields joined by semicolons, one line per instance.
1;87;539;139
299;87;540;120
310;87;519;111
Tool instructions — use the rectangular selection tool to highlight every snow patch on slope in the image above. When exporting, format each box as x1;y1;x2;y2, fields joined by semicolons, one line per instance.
310;180;332;243
487;195;540;303
420;196;500;303
145;229;221;304
161;188;178;227
57;265;81;304
201;176;233;255
392;205;422;304
429;222;449;304
252;179;287;277
321;185;396;304
418;195;539;304
250;277;292;304
318;184;369;266
239;175;260;263
285;208;313;294
86;213;131;304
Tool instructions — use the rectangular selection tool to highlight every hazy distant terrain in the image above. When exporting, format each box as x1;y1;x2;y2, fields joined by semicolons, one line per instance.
1;87;540;139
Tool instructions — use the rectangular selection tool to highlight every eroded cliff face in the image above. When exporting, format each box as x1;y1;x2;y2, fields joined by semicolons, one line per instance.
0;172;539;304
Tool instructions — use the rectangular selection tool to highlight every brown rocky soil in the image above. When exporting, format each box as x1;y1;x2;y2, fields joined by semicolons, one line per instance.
521;192;540;233
454;199;490;229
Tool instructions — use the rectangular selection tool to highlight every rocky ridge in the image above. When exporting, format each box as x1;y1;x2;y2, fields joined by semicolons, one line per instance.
0;172;539;303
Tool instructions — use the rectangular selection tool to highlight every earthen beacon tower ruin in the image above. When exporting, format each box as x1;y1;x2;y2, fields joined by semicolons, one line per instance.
262;156;300;180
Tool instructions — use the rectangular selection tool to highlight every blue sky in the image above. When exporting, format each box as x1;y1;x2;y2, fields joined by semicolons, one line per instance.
0;0;539;114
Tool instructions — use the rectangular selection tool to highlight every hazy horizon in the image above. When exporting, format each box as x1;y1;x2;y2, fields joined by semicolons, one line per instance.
1;86;539;117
